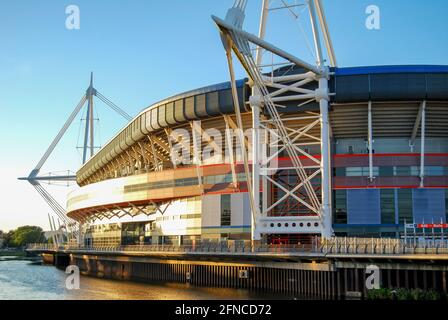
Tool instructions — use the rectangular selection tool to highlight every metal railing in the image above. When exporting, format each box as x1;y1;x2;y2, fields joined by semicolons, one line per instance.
26;242;317;254
27;237;448;256
320;237;448;255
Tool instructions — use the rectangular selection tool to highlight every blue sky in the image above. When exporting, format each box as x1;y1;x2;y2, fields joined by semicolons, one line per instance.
0;0;447;231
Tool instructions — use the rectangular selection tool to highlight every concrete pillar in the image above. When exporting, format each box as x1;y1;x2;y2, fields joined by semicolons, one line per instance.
423;270;428;290
443;271;447;293
337;270;342;299
432;271;437;291
414;270;418;289
405;269;409;289
344;268;348;294
387;269;392;288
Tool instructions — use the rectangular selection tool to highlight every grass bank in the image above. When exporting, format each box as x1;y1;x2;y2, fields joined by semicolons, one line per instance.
367;288;448;301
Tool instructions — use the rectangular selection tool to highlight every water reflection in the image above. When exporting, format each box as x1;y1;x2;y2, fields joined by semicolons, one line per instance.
0;257;294;300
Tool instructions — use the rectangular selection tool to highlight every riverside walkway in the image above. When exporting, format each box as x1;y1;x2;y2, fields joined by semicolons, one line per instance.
27;237;448;261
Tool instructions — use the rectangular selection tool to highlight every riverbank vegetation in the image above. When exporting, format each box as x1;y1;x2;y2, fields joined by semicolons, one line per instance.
366;288;448;300
0;249;26;257
0;226;45;249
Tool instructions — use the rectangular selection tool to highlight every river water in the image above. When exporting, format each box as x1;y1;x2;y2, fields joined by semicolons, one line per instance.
0;256;294;300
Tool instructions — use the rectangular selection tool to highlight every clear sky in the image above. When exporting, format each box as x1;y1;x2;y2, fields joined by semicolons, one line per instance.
0;0;447;232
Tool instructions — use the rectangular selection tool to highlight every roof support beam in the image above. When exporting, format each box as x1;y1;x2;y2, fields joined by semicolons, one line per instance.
224;115;238;188
314;0;337;67
420;101;426;188
144;136;167;166
129;203;152;217
223;113;250;147
193;122;222;156
368;101;374;182
410;101;424;147
153;133;172;156
147;135;161;171
164;128;178;169
224;40;258;240
308;0;324;67
212;15;323;75
190;121;203;188
137;142;149;168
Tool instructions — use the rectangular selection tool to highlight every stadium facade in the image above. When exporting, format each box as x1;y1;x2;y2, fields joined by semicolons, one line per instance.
66;65;448;246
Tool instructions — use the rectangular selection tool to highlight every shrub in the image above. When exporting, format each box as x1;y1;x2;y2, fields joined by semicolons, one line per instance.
395;288;411;300
366;287;445;300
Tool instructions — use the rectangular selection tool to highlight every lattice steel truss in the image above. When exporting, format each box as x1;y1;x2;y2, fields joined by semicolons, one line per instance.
71;202;162;223
213;0;337;239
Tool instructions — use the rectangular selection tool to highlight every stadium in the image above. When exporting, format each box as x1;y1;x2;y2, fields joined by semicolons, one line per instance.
18;0;448;301
18;1;445;248
65;64;448;247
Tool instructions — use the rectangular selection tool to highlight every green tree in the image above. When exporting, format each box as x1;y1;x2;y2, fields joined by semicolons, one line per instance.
10;226;45;247
3;230;15;248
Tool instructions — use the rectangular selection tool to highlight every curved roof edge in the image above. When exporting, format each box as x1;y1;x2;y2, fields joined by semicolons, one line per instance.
76;78;247;177
77;65;448;184
99;78;246;158
333;65;448;76
148;79;247;109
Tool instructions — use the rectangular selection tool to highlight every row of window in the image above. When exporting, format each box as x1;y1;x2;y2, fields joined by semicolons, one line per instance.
155;213;201;222
205;173;247;185
86;223;121;233
118;165;448;197
124;173;247;193
333;189;448;225
334;166;448;177
124;177;199;193
84;237;121;247
154;194;231;227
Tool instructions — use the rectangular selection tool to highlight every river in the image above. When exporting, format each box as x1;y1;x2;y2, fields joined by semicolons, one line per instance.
0;256;295;300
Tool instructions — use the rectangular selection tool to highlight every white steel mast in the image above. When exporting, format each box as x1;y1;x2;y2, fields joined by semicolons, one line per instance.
213;0;337;239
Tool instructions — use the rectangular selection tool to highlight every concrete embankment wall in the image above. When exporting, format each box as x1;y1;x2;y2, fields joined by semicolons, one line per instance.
66;253;448;299
70;254;339;298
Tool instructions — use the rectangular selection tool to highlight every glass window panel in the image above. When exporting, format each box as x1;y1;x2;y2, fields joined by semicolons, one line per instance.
333;190;347;224
346;167;363;176
398;189;413;224
334;167;345;177
380;189;395;224
395;166;411;176
426;166;444;176
220;194;231;226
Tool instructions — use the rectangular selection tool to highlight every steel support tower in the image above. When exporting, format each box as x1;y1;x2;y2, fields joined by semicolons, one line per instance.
19;73;132;243
213;0;337;240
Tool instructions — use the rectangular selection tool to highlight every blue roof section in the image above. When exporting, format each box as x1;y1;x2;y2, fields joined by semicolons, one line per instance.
331;65;448;102
333;65;448;76
150;78;246;108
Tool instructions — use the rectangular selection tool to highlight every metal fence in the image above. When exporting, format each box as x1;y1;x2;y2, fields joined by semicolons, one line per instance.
27;237;448;256
320;237;448;255
26;242;317;254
